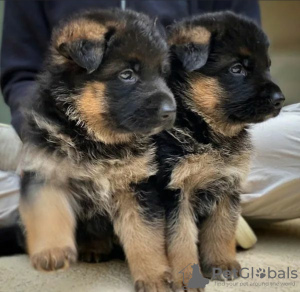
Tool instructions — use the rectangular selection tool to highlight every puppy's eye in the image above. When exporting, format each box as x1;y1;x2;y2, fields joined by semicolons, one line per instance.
119;69;136;83
230;63;247;76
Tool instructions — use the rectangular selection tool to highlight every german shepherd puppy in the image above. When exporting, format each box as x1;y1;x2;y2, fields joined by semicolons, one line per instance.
152;12;285;290
20;9;175;291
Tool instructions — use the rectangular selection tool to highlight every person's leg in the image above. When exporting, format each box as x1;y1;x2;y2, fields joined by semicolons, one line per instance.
0;124;22;228
241;103;300;221
0;124;22;172
0;171;20;228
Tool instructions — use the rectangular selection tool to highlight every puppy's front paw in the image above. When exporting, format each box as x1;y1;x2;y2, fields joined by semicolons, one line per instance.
135;271;174;292
31;246;77;271
202;260;241;281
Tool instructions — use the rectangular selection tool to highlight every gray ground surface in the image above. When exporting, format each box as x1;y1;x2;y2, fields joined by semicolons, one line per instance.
0;219;299;292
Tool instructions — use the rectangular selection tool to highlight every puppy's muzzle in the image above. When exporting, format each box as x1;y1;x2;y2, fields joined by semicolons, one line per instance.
264;82;285;116
269;91;285;110
153;93;176;129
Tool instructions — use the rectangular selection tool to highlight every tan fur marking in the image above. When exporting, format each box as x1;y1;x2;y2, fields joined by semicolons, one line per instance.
22;143;156;218
22;143;155;184
20;184;76;270
240;47;251;56
188;74;245;137
169;149;251;196
190;76;221;110
169;26;211;45
52;19;112;65
76;82;133;144
198;196;240;276
167;194;200;289
114;191;171;286
168;150;250;283
30;113;78;159
107;150;157;191
169;153;221;192
55;19;107;47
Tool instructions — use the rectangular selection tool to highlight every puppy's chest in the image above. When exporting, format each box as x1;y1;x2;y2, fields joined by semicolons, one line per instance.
69;154;157;217
86;153;157;191
168;146;251;195
24;145;156;216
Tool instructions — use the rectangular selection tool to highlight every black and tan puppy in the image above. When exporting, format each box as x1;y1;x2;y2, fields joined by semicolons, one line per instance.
153;11;285;290
20;9;176;291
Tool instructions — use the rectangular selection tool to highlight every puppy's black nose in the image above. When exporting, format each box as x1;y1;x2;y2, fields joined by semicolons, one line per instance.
271;92;285;109
159;98;176;120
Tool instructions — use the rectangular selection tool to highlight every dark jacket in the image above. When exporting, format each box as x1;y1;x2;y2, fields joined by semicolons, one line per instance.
0;0;260;138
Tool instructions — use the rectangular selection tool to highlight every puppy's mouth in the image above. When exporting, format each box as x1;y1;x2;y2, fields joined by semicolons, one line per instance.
149;122;175;135
226;98;284;125
272;108;281;117
254;107;282;122
135;119;175;136
119;117;175;136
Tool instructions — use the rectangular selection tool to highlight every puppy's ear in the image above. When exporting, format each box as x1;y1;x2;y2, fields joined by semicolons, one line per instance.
171;43;209;72
58;40;104;74
53;18;117;74
169;26;211;72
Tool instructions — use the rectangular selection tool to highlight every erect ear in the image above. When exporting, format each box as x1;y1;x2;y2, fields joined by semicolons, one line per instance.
168;25;211;72
58;39;105;74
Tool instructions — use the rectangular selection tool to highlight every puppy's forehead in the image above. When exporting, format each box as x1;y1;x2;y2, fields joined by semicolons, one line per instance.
221;19;268;53
168;25;211;46
170;12;269;62
107;27;168;70
122;21;168;60
221;24;269;68
55;10;168;64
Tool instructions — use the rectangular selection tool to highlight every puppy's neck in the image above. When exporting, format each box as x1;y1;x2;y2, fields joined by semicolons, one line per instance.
196;111;246;138
174;72;246;138
176;91;246;139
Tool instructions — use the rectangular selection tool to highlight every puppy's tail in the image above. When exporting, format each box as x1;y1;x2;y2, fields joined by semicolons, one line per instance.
0;224;25;256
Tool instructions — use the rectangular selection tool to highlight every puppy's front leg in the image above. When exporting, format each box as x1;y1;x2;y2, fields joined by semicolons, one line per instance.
198;195;241;280
113;190;173;292
20;172;77;271
167;192;204;292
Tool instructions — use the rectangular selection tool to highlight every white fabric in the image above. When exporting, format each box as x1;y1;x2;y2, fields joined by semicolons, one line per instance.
0;124;21;226
0;171;20;227
242;103;300;220
0;124;22;172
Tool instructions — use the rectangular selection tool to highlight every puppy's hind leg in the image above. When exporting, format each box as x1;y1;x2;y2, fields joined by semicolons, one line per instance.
78;238;113;263
20;172;77;272
77;217;116;263
198;194;241;281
